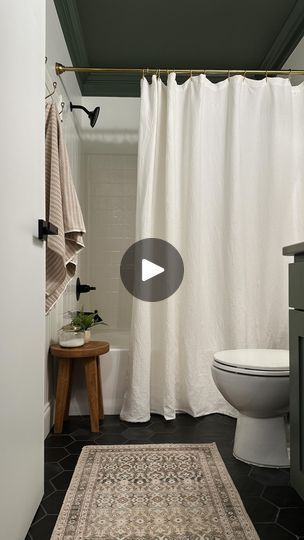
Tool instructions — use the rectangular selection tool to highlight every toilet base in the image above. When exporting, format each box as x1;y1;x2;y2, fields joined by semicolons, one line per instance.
233;414;289;468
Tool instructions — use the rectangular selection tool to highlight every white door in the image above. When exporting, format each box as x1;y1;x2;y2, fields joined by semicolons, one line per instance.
0;1;45;539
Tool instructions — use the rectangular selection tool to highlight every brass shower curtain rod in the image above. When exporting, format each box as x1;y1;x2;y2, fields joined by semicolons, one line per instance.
55;63;304;77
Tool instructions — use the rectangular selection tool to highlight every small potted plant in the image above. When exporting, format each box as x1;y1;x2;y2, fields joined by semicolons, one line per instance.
60;309;106;345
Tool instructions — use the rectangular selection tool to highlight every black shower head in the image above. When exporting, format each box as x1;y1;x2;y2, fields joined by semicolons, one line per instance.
70;102;100;128
88;106;100;128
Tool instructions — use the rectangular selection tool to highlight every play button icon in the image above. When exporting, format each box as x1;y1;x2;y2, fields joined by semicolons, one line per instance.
141;259;164;282
120;238;184;301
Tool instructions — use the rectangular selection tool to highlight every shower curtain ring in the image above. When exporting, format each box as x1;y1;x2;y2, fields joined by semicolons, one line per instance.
190;69;193;80
242;70;247;83
265;70;268;83
228;69;231;81
288;69;292;81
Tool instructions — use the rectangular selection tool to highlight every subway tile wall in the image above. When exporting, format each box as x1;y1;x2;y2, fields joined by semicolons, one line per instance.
85;154;137;330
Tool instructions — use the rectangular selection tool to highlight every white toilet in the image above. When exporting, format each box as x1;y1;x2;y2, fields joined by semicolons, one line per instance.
212;349;289;468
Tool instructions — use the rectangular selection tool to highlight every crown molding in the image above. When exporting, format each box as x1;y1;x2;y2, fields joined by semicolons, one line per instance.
259;0;304;69
83;74;142;97
53;0;89;91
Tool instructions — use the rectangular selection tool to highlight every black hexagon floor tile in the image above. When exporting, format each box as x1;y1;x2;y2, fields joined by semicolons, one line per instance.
56;416;86;434
100;414;124;425
263;485;304;508
232;474;264;497
97;423;126;433
66;440;96;454
150;420;178;433
43;480;55;499
150;428;217;444
278;508;304;536
250;466;290;486
243;495;278;523
31;504;46;524
79;416;98;430
70;428;101;440
194;415;236;435
26;414;304;540
198;417;236;430
51;471;73;490
95;433;126;445
150;432;179;444
44;435;74;447
45;447;68;463
42;490;66;514
224;457;252;478
255;523;298;539
213;438;235;460
122;427;154;440
167;414;202;427
44;462;63;482
59;454;79;470
123;440;152;445
149;414;168;425
29;515;58;540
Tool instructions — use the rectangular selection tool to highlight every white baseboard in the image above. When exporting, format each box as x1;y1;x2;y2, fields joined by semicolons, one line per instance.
44;399;54;439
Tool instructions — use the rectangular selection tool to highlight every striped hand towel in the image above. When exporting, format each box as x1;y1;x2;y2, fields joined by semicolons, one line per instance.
45;102;86;314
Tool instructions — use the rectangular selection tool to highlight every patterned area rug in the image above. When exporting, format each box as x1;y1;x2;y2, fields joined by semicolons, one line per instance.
51;443;259;540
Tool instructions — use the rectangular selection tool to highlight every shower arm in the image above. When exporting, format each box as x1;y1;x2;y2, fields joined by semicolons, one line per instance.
70;103;91;115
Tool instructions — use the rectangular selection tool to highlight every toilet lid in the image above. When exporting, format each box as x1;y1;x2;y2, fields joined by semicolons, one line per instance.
213;349;289;371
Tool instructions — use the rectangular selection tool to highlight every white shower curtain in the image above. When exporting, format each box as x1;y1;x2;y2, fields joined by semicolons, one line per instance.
121;73;304;422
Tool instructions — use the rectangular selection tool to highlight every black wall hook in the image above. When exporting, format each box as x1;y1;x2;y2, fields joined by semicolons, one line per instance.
38;219;58;241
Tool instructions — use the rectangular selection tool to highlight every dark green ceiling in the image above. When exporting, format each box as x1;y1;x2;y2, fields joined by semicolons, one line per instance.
54;0;304;97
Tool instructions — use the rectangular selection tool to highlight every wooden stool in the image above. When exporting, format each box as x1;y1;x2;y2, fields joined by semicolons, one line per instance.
50;341;110;433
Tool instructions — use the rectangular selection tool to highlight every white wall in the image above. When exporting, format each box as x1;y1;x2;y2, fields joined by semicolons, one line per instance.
283;36;304;85
0;1;45;538
44;0;87;436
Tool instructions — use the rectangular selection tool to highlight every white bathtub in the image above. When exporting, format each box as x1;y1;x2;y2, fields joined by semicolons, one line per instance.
69;329;130;415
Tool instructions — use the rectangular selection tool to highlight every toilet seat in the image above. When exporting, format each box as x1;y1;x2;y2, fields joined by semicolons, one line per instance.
213;349;289;377
212;361;289;377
